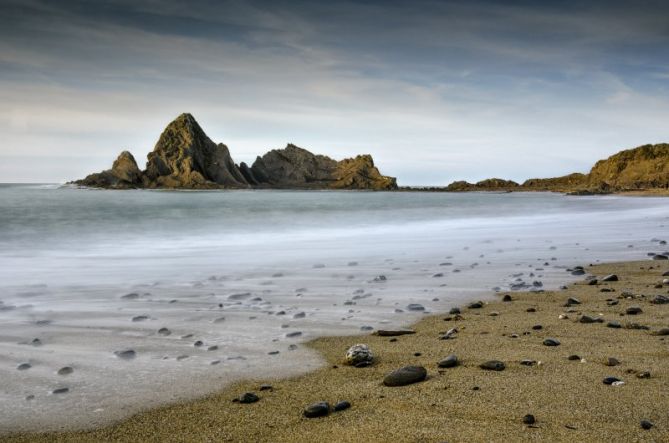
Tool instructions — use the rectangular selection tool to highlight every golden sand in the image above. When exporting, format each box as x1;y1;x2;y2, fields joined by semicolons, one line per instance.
5;261;669;442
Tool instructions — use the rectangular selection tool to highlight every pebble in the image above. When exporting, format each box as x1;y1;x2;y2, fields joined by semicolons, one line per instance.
640;419;654;430
651;295;669;304
345;344;374;367
131;315;149;322
565;297;581;306
523;414;536;425
304;402;330;418
602;376;621;385
383;365;428;386
605;357;620;366
479;360;505;371
57;366;74;375
374;329;416;337
437;354;459;368
653;328;669;336
449;307;461;315
568;355;581;361
114;349;136;360
532;325;543;330
286;331;303;338
579;315;603;324
259;384;273;391
601;274;619;282
607;321;622;329
17;363;31;370
526;308;536;313
238;392;259;404
52;387;69;394
502;295;513;302
158;327;171;336
468;301;483;309
333;400;351;412
543;338;561;346
520;359;537;366
625;306;643;315
407;303;425;311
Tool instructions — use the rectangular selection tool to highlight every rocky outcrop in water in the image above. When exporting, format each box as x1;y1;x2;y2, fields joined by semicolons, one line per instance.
74;114;396;190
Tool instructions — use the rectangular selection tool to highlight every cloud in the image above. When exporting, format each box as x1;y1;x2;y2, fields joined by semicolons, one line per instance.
1;0;668;184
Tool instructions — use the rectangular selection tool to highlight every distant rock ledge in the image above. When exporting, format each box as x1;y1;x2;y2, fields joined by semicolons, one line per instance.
73;113;397;191
436;143;669;194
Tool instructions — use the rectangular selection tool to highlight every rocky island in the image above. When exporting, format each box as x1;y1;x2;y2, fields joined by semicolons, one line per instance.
75;113;397;191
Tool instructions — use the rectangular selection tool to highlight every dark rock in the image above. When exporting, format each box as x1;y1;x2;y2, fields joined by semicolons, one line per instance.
636;371;651;379
52;387;69;395
407;303;425;311
605;357;620;366
333;401;351;412
523;414;536;425
468;301;483;309
568;355;581;361
579;315;603;324
304;402;330;418
374;329;416;337
625;306;643;315
526;308;536;313
259;384;273;391
602;376;621;385
449;307;461;314
383;366;428;386
479;360;505;371
602;274;619;282
17;363;31;370
532;325;543;330
607;321;622;329
543;338;560;346
565;297;581;306
640;419;654;430
437;354;459;368
114;349;136;360
502;294;513;302
653;254;668;260
520;359;537;366
653;328;669;336
651;295;669;304
238;392;260;404
158;327;171;336
57;366;74;375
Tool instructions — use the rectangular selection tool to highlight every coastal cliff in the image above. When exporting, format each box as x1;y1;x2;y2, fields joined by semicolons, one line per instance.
445;143;669;194
74;113;397;191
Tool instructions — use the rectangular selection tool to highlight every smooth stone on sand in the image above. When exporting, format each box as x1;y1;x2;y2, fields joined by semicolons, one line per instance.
523;414;536;425
52;387;69;394
651;294;669;304
345;344;374;367
603;376;621;385
304;402;330;418
568;355;581;361
57;366;74;375
607;321;622;329
286;331;303;338
121;292;139;300
333;400;351;412
605;357;620;366
131;315;149;322
625;306;643;315
406;303;425;311
17;363;31;370
520;359;537;366
468;301;483;309
640;420;654;430
293;312;306;319
383;365;427;386
653;328;669;336
543;338;561;346
601;274;619;282
565;297;581;306
502;294;513;302
374;329;416;337
114;349;136;360
437;354;459;368
158;327;171;336
479;360;505;371
579;315;603;324
238;392;260;404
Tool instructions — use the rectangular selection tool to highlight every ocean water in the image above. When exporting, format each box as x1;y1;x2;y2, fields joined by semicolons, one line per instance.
0;184;667;432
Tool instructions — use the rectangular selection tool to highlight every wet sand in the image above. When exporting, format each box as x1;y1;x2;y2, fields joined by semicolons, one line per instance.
5;260;669;442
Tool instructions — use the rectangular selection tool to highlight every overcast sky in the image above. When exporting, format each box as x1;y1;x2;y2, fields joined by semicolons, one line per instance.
1;0;668;185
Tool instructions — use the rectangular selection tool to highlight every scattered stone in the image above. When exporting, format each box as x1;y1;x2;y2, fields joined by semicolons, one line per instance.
52;387;69;395
625;306;643;315
437;354;459;368
605;357;620;366
579;315;603;324
652;254;668;260
468;301;484;309
114;349;136;360
637;371;651;379
304;402;330;418
57;366;74;375
407;303;425;311
565;297;581;306
523;414;536;425
602;274;619;282
543;338;560;346
286;331;303;338
259;384;273;391
653;328;669;336
383;365;428;386
640;419;654;430
520;359;537;366
158;327;171;336
502;294;513;302
238;392;259;404
526;308;536;313
293;312;306;319
121;293;139;300
602;376;621;385
374;329;416;337
131;315;149;322
607;321;622;329
651;295;669;304
532;325;543;330
567;355;581;361
449;307;461;315
479;360;505;371
345;344;374;367
333;400;351;412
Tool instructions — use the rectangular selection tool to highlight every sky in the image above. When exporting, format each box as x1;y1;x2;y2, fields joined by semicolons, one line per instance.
1;0;669;185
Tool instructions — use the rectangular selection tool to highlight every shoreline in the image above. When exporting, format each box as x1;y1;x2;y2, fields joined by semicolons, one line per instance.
5;259;669;442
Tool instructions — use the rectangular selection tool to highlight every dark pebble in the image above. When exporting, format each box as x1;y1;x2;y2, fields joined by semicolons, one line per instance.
607;321;622;329
543;338;560;346
479;360;505;371
383;365;428;386
532;325;543;330
304;401;330;418
602;274;619;282
238;392;260;404
437;354;459;368
526;308;536;313
603;376;621;385
333;400;351;412
52;387;69;394
640;420;654;430
568;355;581;361
449;307;461;315
625;306;643;315
502;295;513;302
468;301;483;309
523;414;536;425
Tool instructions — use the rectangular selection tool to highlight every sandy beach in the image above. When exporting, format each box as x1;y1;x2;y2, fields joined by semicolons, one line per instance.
5;259;668;442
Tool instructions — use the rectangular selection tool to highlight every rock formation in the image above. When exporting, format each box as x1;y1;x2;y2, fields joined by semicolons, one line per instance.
74;114;397;191
445;143;669;194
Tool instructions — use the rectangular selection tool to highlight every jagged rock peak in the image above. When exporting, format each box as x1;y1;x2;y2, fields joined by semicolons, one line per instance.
144;113;248;188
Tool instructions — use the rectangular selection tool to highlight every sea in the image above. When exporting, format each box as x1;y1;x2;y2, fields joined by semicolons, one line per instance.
0;184;667;432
